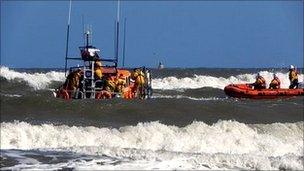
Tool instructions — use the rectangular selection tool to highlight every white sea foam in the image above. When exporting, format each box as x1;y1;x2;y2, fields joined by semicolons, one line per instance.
1;66;303;90
152;71;304;90
152;94;226;101
1;121;302;156
2;147;302;170
0;93;22;97
1;121;303;170
0;66;65;90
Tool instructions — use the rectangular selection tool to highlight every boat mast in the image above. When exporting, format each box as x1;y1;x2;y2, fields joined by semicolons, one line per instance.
82;14;85;46
64;0;72;77
122;18;127;67
114;0;120;67
86;26;90;47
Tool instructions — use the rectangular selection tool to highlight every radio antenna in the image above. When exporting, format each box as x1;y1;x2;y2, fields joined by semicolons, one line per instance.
114;0;120;67
122;18;127;67
64;0;72;77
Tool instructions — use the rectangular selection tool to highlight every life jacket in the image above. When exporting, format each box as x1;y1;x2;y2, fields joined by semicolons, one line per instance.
64;69;83;90
269;77;280;89
131;71;138;80
94;67;103;80
289;70;298;82
255;76;266;87
116;76;126;86
105;78;116;91
135;71;145;85
271;77;280;85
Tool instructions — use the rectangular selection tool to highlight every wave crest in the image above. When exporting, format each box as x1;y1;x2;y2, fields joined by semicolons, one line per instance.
152;71;303;90
0;66;65;90
1;66;302;90
1;120;302;157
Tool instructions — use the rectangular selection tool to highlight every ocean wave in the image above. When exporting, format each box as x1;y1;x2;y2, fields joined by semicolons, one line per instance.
1;120;302;157
1;120;303;170
152;71;304;90
152;94;226;101
1;147;302;170
0;93;22;97
0;66;65;90
1;66;303;90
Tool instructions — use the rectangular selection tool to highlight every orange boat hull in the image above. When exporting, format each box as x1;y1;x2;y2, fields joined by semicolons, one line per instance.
224;84;304;99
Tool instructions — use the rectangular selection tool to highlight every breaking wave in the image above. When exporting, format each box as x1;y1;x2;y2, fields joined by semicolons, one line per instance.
1;148;303;170
0;66;65;90
152;71;304;90
1;120;302;157
1;66;303;90
1;120;303;170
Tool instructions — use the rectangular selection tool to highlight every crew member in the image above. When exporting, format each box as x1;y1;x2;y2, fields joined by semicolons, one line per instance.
252;73;266;90
269;74;280;89
104;75;116;92
61;69;83;98
94;60;103;80
132;68;146;98
93;60;103;88
289;65;299;89
115;74;126;93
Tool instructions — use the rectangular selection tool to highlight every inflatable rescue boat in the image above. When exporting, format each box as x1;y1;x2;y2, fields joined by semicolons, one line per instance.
224;84;304;99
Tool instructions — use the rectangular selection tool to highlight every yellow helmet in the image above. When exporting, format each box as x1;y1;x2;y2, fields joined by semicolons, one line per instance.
95;61;102;67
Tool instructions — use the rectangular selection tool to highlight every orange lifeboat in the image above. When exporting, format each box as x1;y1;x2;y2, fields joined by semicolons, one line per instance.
224;84;304;99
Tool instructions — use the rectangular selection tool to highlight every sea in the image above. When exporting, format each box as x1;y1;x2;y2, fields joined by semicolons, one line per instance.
0;66;303;170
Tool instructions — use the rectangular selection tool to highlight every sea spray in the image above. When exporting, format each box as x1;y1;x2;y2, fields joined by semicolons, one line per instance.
1;66;302;90
152;71;303;90
0;66;65;90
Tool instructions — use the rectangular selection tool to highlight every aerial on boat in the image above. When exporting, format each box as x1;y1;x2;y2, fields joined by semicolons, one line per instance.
54;1;152;100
